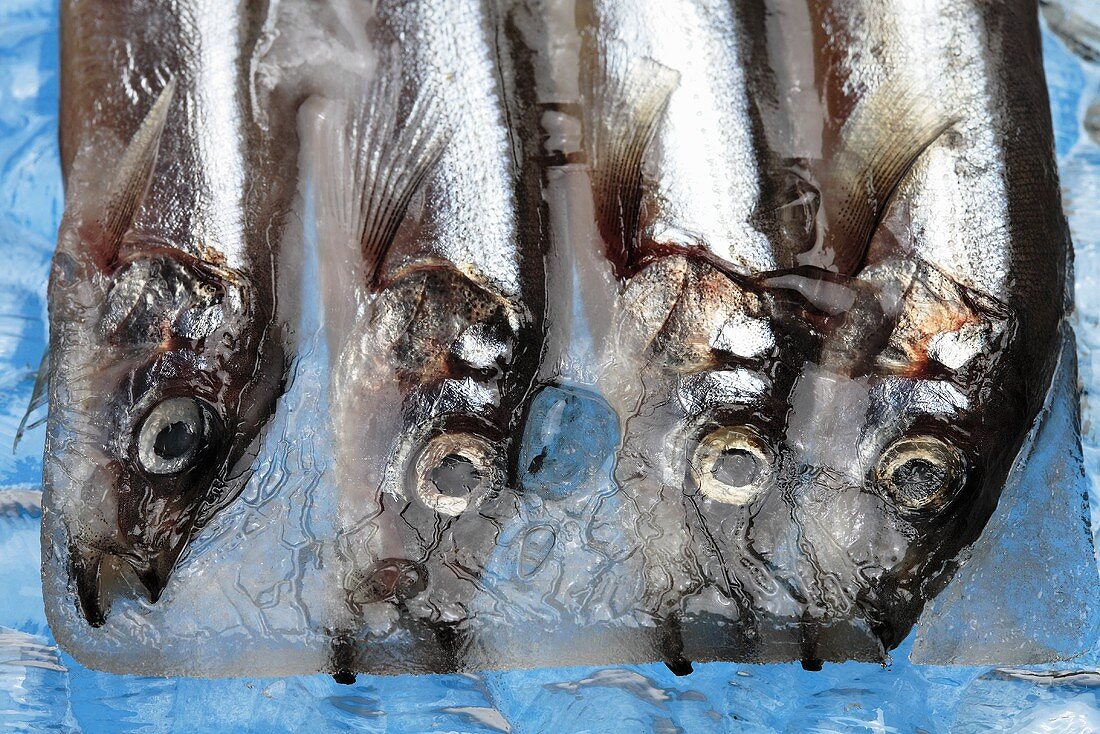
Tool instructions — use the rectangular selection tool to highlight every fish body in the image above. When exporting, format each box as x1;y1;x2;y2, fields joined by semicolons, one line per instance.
45;1;298;630
773;0;1068;657
580;0;818;668
306;0;542;674
455;0;657;668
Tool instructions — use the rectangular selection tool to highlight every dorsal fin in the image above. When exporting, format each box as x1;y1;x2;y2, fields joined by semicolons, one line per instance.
314;74;449;286
819;80;955;275
584;52;679;275
94;78;176;271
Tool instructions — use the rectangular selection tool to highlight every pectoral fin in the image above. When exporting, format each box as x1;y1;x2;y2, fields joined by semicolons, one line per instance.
820;82;955;275
92;78;176;272
13;350;48;451
583;50;679;275
312;71;449;285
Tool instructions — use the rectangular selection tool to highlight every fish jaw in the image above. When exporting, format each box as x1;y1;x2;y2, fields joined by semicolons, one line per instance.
45;235;283;627
69;525;187;628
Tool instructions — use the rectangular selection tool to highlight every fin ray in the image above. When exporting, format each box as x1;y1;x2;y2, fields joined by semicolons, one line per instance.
96;78;176;270
314;72;449;284
821;80;956;275
13;351;49;452
584;51;679;275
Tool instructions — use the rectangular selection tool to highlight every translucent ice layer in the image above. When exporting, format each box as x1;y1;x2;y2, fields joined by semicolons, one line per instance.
914;331;1100;665
6;6;1100;732
39;0;1100;680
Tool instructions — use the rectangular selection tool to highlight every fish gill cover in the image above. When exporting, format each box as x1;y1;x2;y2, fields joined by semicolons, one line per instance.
28;0;1100;685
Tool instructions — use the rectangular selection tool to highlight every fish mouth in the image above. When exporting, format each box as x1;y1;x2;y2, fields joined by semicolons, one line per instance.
70;545;174;628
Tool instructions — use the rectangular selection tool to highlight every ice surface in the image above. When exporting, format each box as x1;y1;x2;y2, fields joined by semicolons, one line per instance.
5;0;1100;731
913;330;1100;664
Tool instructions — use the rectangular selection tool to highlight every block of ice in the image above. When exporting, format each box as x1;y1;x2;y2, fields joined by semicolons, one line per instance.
39;0;1100;681
42;288;339;677
912;330;1100;664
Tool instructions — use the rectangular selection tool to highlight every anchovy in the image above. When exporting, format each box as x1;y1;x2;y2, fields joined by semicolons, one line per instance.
305;0;542;676
44;1;298;629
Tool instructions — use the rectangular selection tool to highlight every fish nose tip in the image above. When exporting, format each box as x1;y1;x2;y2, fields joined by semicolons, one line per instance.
136;565;168;604
69;541;178;626
129;542;186;605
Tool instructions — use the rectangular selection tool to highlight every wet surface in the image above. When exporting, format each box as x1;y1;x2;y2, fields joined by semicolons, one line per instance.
5;0;1100;731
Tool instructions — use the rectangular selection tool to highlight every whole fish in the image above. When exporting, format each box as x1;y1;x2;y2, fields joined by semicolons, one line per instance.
44;1;298;630
768;0;1068;661
580;0;823;670
587;0;1068;667
306;0;543;675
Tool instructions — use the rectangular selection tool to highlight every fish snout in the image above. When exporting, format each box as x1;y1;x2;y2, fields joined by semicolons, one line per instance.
129;546;176;604
69;531;189;627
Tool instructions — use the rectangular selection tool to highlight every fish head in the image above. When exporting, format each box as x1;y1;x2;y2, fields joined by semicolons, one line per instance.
612;251;1020;660
767;257;1022;651
333;263;526;627
45;80;287;628
610;253;803;623
47;236;279;627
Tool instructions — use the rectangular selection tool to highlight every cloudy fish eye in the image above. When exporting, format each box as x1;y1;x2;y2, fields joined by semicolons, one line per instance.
691;425;774;504
413;433;496;516
876;435;965;510
136;397;211;476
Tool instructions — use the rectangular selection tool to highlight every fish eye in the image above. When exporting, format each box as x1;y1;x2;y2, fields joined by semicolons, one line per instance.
412;433;497;516
135;396;215;476
690;425;774;504
876;436;965;511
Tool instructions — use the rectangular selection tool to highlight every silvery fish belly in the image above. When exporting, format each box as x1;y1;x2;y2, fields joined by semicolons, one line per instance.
303;0;542;675
581;0;1074;668
43;1;298;667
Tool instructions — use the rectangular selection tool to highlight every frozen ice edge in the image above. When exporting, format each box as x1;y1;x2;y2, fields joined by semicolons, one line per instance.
913;325;1100;664
4;3;1100;732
